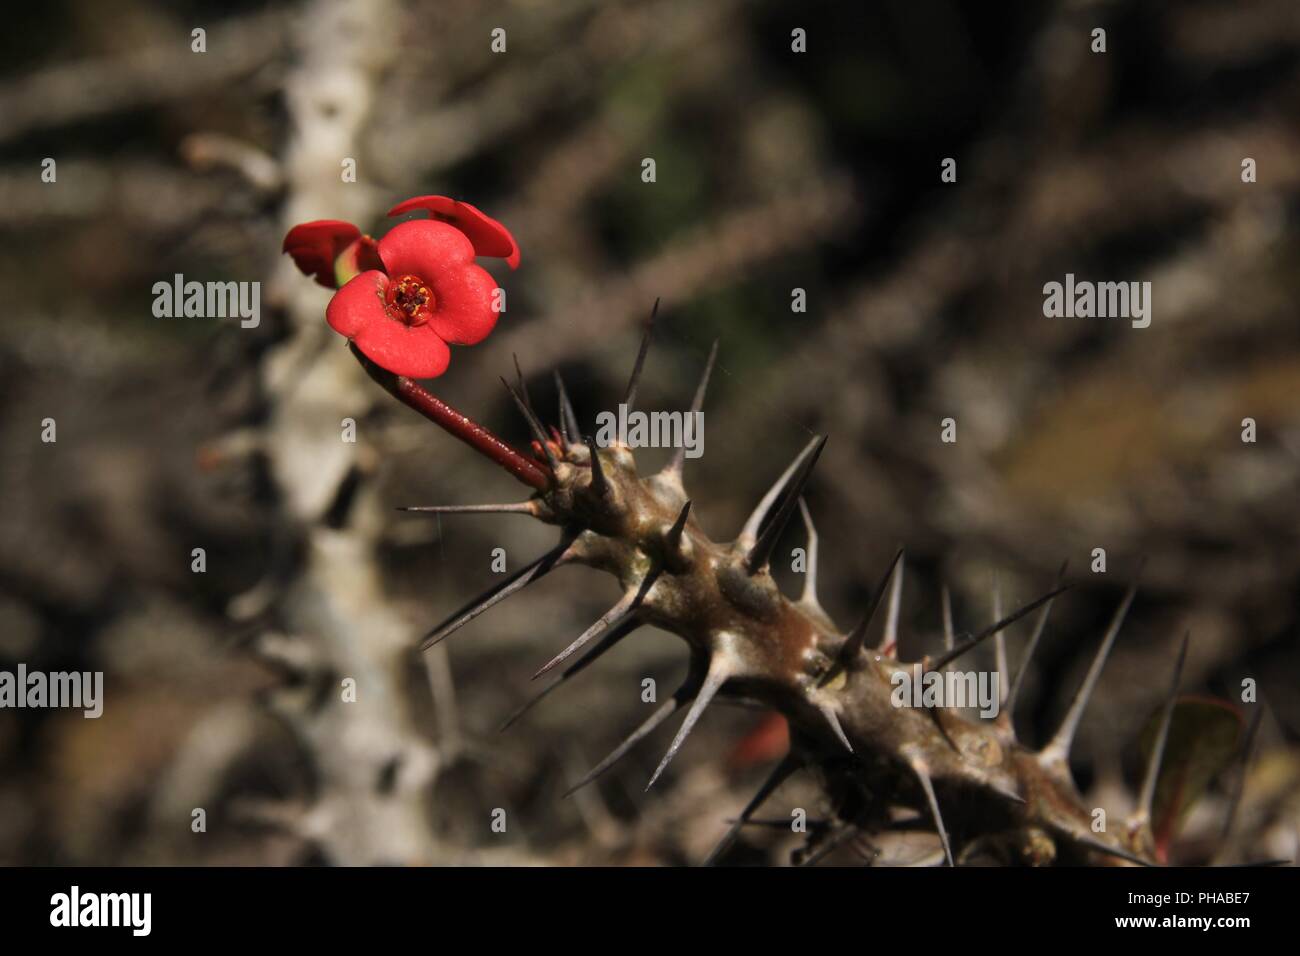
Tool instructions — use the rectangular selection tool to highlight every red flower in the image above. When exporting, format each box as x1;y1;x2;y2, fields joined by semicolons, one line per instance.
388;195;520;270
282;197;518;378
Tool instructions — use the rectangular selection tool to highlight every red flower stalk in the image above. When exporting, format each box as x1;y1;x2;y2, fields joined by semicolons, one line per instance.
350;344;550;490
284;196;548;489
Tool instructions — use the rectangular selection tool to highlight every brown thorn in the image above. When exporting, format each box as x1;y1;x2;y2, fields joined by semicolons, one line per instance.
500;376;558;470
665;500;692;562
797;823;861;867
563;671;700;798
646;655;729;790
929;583;1073;673
554;370;581;446
1134;632;1190;827
512;353;534;414
499;617;640;732
702;754;801;866
991;573;1008;709
623;297;659;413
940;583;955;655
744;435;827;575
796;498;821;608
419;537;571;649
583;435;608;497
1005;560;1068;719
907;759;954;867
665;339;719;478
1216;702;1266;856
532;572;658;679
879;553;905;654
819;704;853;753
398;502;537;515
1039;580;1137;769
738;435;823;546
1063;831;1155;867
820;547;905;686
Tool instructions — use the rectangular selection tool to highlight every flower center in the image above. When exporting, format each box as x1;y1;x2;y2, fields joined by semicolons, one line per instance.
385;274;436;327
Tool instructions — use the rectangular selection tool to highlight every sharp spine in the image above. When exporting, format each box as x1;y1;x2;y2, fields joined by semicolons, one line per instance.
665;501;692;561
991;574;1008;707
940;583;955;655
554;370;581;446
532;573;656;679
795;498;823;611
1005;560;1068;720
420;539;570;650
399;502;536;515
703;754;801;866
646;656;730;790
623;298;658;414
879;552;904;654
499;617;639;732
1065;831;1155;867
584;436;608;497
564;676;695;797
797;824;860;867
819;704;853;752
929;583;1072;673
737;435;825;548
744;436;828;575
821;547;904;686
501;376;558;469
665;339;719;479
1133;632;1189;829
908;759;954;867
512;353;534;413
1038;583;1137;771
1216;704;1265;858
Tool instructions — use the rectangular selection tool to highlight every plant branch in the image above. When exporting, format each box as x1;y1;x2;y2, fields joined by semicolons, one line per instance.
350;344;552;490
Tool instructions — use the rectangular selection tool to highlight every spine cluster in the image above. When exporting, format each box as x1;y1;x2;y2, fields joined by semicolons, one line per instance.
373;323;1196;867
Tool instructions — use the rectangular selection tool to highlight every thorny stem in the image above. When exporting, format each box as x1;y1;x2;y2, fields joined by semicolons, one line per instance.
349;344;552;490
374;326;1208;866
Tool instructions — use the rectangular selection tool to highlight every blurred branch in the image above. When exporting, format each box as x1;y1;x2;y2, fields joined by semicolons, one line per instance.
377;0;738;178
248;0;442;865
0;10;289;143
495;173;860;371
181;133;284;196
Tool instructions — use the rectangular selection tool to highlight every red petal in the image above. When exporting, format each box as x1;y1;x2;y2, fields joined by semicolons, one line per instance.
326;271;451;378
377;221;500;347
378;219;474;279
283;220;362;288
345;235;384;272
325;270;386;338
428;259;499;346
355;319;451;379
388;195;520;269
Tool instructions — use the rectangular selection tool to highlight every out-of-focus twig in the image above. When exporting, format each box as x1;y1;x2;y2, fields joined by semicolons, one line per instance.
494;174;860;371
181;133;284;196
0;10;289;144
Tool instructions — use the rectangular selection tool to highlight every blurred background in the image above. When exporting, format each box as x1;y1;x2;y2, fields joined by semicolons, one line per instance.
0;0;1297;865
